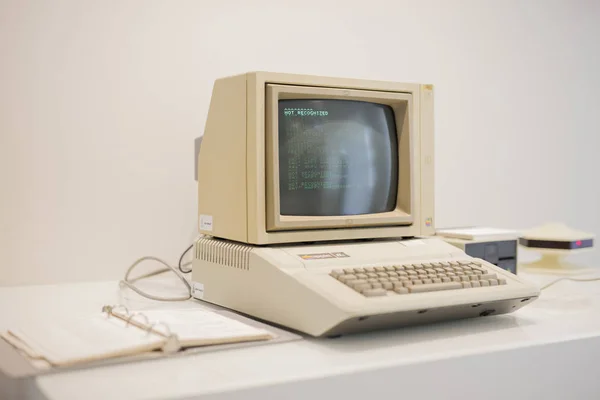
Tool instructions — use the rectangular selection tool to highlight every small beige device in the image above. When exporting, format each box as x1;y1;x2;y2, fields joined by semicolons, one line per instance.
519;223;595;275
192;72;539;337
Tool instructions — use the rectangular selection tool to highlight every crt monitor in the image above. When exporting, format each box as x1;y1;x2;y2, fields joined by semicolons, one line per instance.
277;99;398;217
196;72;435;245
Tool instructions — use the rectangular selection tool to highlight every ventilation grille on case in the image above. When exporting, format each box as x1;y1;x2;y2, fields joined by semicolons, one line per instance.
195;237;252;270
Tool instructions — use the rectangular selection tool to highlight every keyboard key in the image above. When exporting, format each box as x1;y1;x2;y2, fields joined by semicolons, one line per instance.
422;263;432;268
367;278;379;284
393;282;405;289
442;277;451;283
433;278;442;283
480;280;490;287
375;266;386;272
461;276;470;282
354;268;365;274
403;281;413;287
458;260;471;265
331;269;343;277
394;287;409;294
353;283;371;292
356;274;368;279
407;270;417;276
367;273;378;278
363;288;387;297
389;276;399;282
480;274;497;280
349;279;368;286
461;282;472;288
409;282;463;293
422;279;433;284
377;272;388;277
382;281;393;290
398;271;408;277
434;268;445;273
449;261;459;266
471;281;481;288
452;277;461;283
339;274;357;283
413;264;425;269
469;275;479;281
343;268;354;274
431;262;442;267
388;271;398;277
489;279;498;286
364;267;375;272
384;265;395;271
412;279;423;285
440;261;451;267
371;283;383;289
426;269;436;275
378;278;390;283
498;278;507;285
404;265;414;270
394;265;406;271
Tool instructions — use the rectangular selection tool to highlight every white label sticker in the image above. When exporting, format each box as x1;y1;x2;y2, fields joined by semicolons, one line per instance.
200;215;213;231
192;282;205;299
401;239;426;247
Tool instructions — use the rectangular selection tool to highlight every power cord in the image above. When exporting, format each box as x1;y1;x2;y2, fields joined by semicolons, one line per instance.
119;243;195;302
178;244;193;274
540;276;600;291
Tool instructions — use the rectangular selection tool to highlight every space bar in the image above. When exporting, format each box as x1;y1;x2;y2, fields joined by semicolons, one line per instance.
408;282;463;293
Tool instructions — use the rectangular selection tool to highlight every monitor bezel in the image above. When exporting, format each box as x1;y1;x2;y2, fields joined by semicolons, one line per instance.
265;84;414;232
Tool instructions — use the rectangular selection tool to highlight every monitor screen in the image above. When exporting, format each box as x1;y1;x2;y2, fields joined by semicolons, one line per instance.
278;99;399;216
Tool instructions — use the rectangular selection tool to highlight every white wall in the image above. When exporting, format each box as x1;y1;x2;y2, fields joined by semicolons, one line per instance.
1;0;599;285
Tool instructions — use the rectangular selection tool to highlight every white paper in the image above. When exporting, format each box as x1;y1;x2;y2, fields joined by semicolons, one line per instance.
7;315;165;365
139;309;271;343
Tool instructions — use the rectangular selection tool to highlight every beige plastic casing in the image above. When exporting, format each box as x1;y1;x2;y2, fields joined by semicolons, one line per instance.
197;72;435;245
192;238;540;337
520;223;595;242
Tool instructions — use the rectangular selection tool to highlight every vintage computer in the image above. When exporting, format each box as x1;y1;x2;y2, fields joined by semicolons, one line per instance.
192;71;539;337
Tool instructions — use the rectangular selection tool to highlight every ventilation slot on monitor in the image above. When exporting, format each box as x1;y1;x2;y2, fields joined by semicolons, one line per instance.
195;237;252;270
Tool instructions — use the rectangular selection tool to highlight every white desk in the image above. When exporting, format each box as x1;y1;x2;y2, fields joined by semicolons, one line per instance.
2;272;600;400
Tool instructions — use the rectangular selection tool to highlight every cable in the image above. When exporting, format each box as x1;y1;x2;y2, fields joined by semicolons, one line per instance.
178;244;194;274
119;243;195;302
540;276;600;291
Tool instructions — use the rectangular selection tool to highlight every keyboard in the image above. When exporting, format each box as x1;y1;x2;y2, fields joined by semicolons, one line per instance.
192;237;540;337
331;259;506;297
